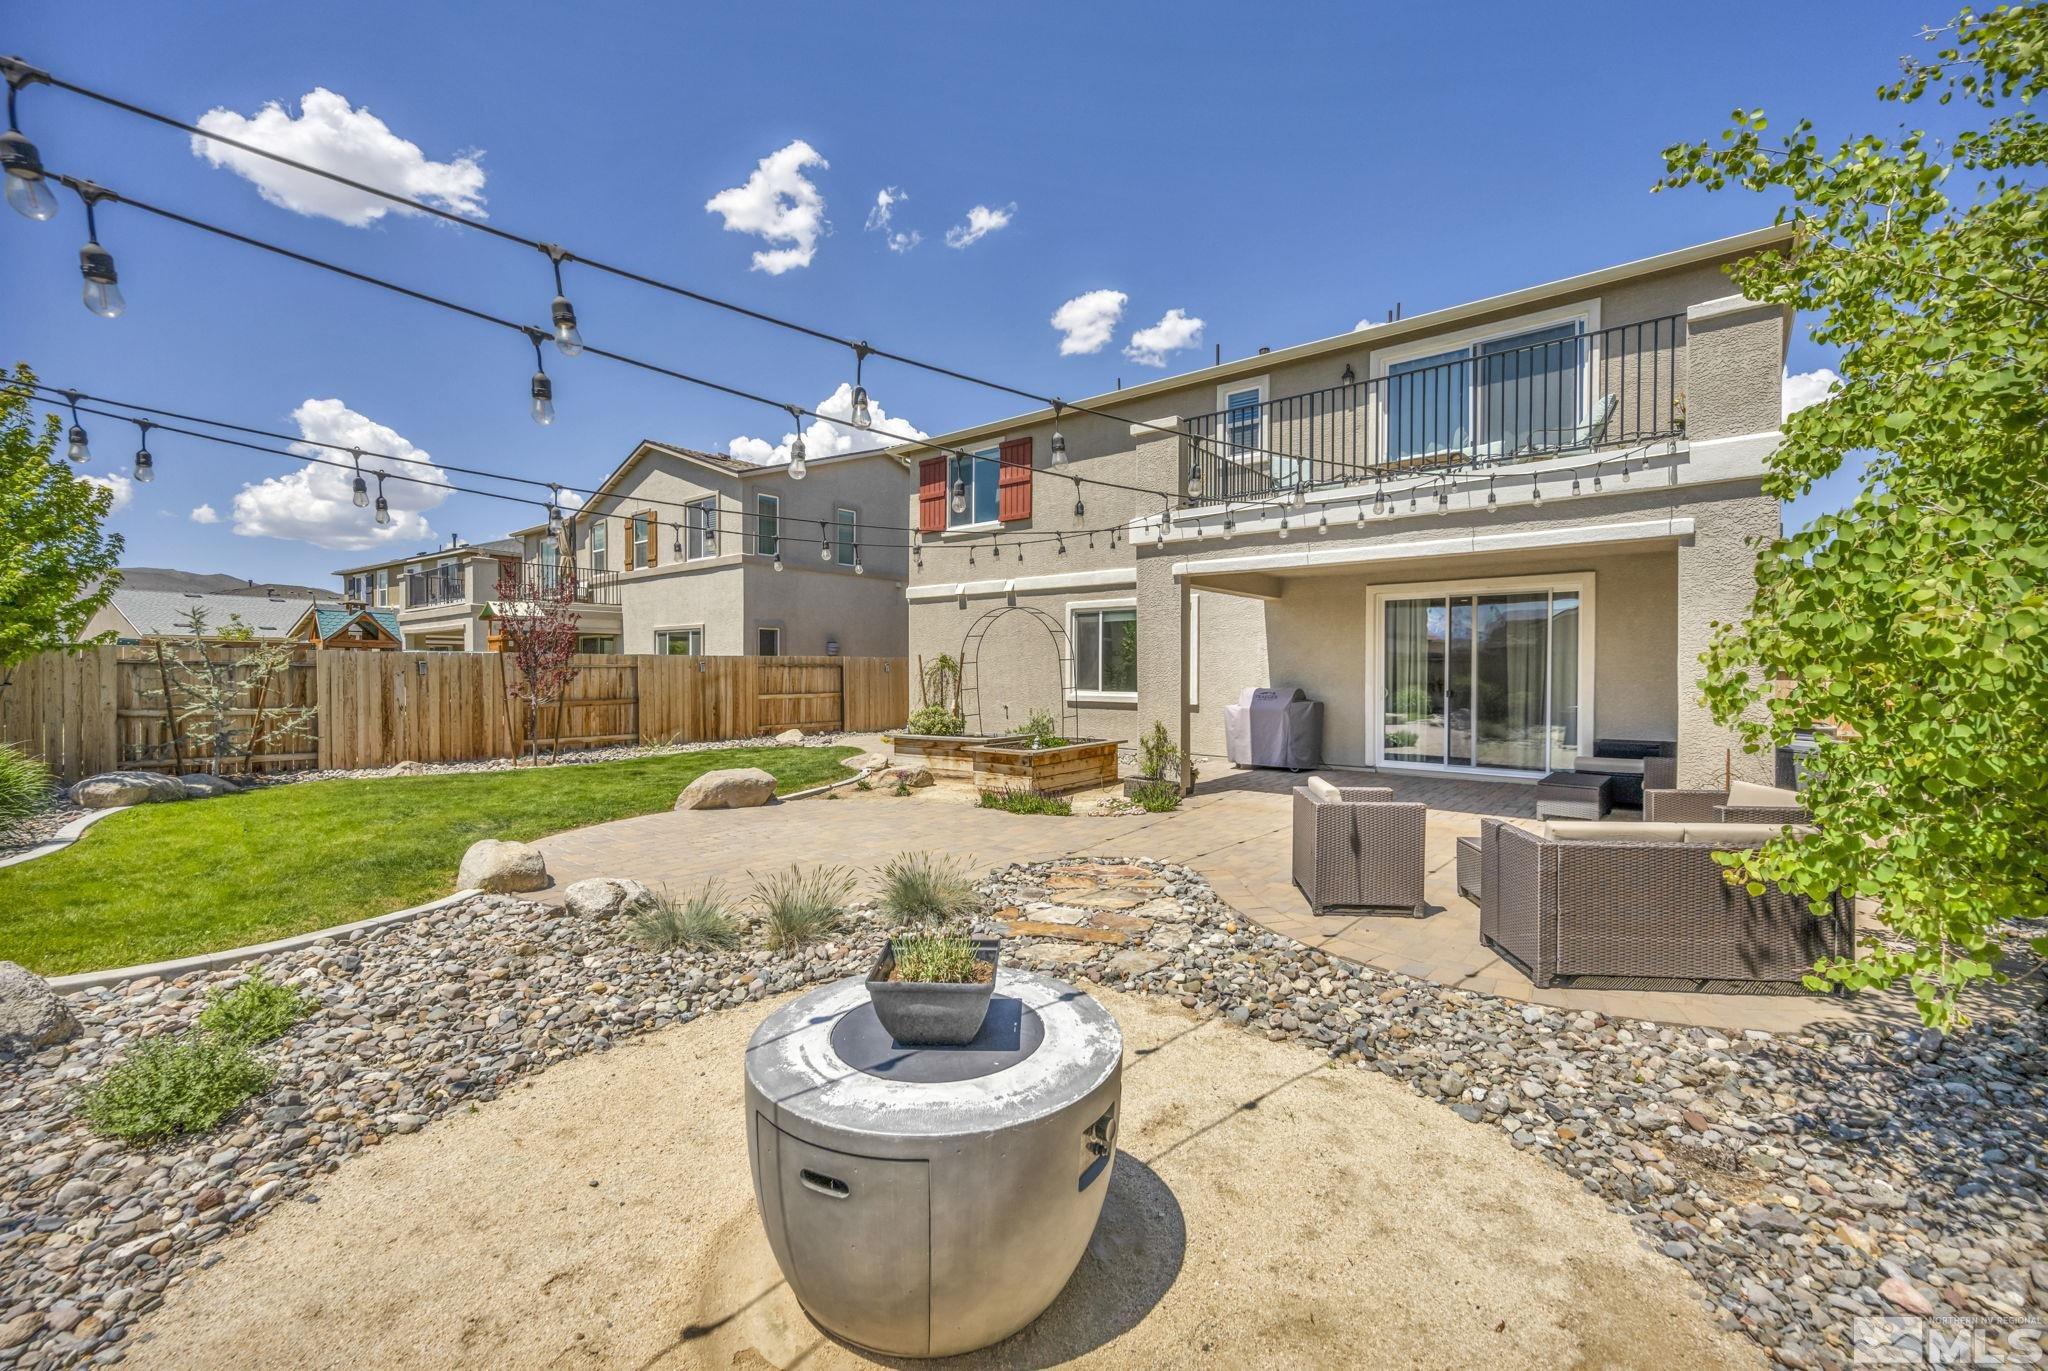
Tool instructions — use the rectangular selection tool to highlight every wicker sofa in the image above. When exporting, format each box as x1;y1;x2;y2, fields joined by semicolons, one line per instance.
1291;777;1427;918
1478;817;1852;990
1645;777;1811;826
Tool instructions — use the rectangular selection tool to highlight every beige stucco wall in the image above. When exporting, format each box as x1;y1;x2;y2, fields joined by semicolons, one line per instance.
1673;483;1780;786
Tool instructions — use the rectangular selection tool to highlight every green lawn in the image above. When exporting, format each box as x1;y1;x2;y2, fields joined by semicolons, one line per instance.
0;745;857;976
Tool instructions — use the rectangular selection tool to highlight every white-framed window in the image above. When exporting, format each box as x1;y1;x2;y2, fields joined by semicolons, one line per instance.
835;507;857;566
344;573;365;601
587;519;607;571
655;626;704;656
1069;601;1138;698
374;568;390;606
756;625;783;657
686;497;719;560
947;447;1001;528
1375;304;1596;463
755;494;780;555
537;538;559;569
630;512;653;569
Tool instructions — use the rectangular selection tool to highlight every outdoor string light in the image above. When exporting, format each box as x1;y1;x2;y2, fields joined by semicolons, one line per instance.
786;407;807;479
1531;472;1543;507
1486;475;1497;512
526;330;554;425
373;472;391;525
853;546;864;575
1049;402;1067;466
350;447;368;507
818;520;831;560
130;417;152;483
849;344;872;430
1;58;55;221
72;181;122;318
542;243;583;356
1571;472;1582;497
1185;459;1203;501
951;472;968;515
61;388;88;462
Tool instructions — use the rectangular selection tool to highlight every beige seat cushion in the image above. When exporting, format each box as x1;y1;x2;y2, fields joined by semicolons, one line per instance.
1303;776;1342;802
1682;823;1789;845
1725;778;1802;808
1570;755;1645;776
1541;820;1690;843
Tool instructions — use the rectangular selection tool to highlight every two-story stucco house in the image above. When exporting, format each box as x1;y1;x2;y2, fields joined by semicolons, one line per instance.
898;227;1794;792
336;442;914;658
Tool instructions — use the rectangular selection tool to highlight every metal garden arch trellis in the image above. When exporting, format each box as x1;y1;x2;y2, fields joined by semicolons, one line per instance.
957;604;1079;738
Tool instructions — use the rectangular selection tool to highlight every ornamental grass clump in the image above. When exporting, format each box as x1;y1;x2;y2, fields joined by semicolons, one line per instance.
876;851;980;930
1128;780;1180;814
0;743;53;842
978;788;1071;816
888;932;990;985
753;864;855;950
196;971;316;1046
81;1033;273;1144
630;882;743;953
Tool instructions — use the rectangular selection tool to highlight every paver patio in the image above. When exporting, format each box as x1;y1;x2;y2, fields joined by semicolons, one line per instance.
534;748;1900;1034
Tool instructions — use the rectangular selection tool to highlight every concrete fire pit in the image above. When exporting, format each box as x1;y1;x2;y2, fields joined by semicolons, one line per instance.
743;969;1123;1358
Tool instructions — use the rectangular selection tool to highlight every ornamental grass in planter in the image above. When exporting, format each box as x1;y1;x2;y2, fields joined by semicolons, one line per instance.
867;933;1001;1047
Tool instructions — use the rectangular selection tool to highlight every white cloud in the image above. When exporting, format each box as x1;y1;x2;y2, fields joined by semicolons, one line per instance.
944;202;1014;249
81;471;134;513
705;140;829;274
864;186;920;253
230;398;446;551
1783;367;1841;419
189;503;220;524
727;383;928;468
1124;308;1206;367
190;89;486;227
1354;318;1380;332
1051;289;1128;356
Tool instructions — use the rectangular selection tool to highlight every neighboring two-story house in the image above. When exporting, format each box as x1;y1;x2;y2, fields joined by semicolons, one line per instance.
897;227;1794;790
334;442;913;659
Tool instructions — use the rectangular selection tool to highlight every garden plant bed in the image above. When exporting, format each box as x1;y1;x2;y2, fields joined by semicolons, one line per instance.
969;738;1120;796
882;731;1026;782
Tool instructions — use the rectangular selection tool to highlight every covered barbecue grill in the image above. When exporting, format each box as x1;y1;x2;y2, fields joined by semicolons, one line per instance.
1223;685;1324;770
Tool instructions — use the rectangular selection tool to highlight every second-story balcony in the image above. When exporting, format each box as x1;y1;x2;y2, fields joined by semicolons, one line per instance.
1180;314;1685;506
404;564;466;609
499;561;623;607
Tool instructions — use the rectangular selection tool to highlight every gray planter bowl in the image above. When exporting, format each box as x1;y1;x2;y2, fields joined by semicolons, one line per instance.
866;937;1002;1046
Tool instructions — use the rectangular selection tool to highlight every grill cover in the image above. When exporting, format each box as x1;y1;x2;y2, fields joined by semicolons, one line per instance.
1223;686;1323;769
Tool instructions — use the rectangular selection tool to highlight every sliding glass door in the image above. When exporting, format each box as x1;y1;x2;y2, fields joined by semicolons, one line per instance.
1380;587;1582;773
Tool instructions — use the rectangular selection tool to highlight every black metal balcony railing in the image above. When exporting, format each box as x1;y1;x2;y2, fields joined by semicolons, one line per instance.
507;561;622;606
1180;314;1685;506
404;565;465;609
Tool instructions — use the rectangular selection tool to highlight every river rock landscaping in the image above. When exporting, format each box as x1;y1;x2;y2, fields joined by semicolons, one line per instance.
0;856;2039;1369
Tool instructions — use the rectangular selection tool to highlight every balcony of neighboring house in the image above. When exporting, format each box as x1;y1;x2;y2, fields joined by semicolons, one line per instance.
1179;315;1685;507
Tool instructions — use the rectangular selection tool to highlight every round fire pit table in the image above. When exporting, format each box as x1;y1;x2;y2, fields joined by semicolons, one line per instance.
744;968;1124;1358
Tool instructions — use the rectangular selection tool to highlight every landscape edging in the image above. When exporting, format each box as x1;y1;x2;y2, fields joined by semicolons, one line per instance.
0;806;131;870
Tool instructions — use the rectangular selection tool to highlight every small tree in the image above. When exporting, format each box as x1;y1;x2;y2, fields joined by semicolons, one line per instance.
140;608;315;775
492;563;583;763
1657;5;2048;1028
0;362;125;684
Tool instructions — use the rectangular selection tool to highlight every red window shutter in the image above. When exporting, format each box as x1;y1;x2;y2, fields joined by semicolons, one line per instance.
997;437;1033;522
917;457;947;533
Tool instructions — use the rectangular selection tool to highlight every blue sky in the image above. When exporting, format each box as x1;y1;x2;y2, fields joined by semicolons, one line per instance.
3;1;1931;586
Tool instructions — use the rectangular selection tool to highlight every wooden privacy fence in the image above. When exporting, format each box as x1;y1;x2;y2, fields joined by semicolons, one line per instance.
1;647;908;782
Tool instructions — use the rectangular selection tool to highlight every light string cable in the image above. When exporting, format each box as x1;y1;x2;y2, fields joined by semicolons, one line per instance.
3;53;1333;472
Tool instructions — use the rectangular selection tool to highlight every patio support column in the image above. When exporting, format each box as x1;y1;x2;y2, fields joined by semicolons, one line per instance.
1673;490;1781;788
1178;573;1193;795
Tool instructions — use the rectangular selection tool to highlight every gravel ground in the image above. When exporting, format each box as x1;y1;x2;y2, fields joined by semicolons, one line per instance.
0;805;87;860
0;858;2040;1368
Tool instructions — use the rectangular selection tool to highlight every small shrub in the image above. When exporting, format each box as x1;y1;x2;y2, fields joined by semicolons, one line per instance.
630;882;743;953
1129;780;1180;813
0;742;53;841
1020;710;1069;750
892;778;912;796
1136;721;1180;781
906;704;965;736
752;864;855;950
197;972;315;1046
877;851;980;930
978;788;1072;816
1383;730;1420;749
854;777;873;791
82;1033;273;1143
889;932;988;984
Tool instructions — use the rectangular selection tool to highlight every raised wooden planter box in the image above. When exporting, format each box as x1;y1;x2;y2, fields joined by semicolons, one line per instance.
970;739;1121;796
884;732;1027;782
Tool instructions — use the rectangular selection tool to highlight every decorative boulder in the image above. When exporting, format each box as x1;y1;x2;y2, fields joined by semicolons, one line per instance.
882;765;934;789
68;770;186;809
179;774;242;798
563;877;655;920
0;961;79;1058
675;767;778;811
845;751;891;772
774;728;807;745
457;839;549;893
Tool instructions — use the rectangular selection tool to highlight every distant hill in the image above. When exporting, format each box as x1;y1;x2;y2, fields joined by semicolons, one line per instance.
117;567;331;600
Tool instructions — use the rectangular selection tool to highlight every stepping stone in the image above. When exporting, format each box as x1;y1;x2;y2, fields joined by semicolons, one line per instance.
1003;922;1128;945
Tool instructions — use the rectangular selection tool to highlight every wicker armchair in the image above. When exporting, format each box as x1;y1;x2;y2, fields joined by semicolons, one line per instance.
1291;778;1427;918
1478;818;1851;989
1645;779;1811;826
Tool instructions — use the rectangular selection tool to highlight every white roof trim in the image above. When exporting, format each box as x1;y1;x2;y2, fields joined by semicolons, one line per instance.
1172;517;1696;579
906;565;1138;602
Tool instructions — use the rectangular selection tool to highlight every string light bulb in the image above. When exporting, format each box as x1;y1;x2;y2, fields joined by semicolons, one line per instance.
1530;473;1542;507
1571;472;1582;497
1278;511;1291;539
849;344;872;430
952;475;968;515
1;63;57;222
74;183;123;318
1222;506;1235;540
1185;460;1203;501
1049;402;1067;466
786;407;808;479
61;390;88;463
527;332;554;425
1317;508;1328;534
773;548;784;572
853;547;864;574
543;244;582;356
1373;481;1386;516
350;448;368;507
818;521;832;560
1486;476;1497;512
374;473;391;526
131;419;153;483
